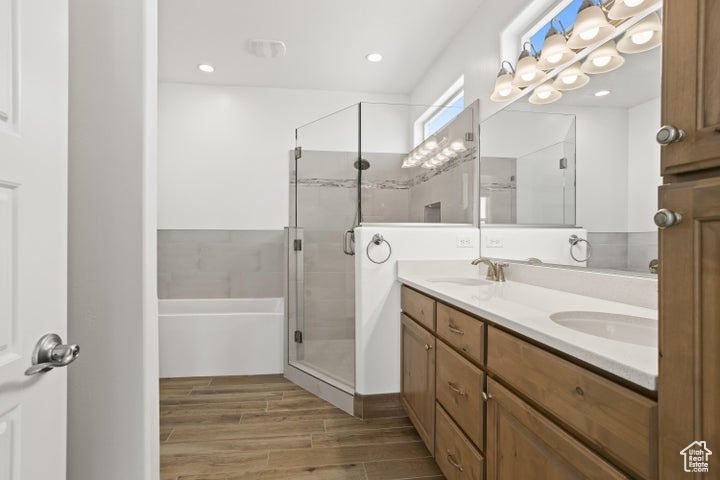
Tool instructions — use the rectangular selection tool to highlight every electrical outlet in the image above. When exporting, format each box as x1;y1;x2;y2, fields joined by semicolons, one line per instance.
456;236;473;248
486;237;503;248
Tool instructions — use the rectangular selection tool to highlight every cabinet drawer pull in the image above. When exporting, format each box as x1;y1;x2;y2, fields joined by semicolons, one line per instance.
446;450;464;471
424;343;433;351
448;324;465;335
447;381;466;396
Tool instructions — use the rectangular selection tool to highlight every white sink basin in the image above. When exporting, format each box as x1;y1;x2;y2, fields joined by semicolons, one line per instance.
550;311;657;347
428;277;492;287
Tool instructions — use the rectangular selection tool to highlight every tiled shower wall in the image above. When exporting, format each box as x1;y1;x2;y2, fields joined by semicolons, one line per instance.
158;230;285;298
587;231;658;274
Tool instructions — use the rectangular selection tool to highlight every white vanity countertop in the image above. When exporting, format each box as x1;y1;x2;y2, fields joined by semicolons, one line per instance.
398;262;658;391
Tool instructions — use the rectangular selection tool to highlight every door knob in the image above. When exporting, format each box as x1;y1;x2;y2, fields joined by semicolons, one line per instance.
654;209;683;229
25;334;80;376
656;125;685;145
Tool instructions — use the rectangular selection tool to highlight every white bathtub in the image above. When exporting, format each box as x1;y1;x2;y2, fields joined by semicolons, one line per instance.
159;298;284;378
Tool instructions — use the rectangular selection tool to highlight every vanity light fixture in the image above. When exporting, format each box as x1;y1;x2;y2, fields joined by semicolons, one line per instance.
198;64;215;73
594;89;611;96
567;0;616;49
366;53;383;62
581;40;625;74
537;20;575;70
528;81;562;104
607;0;662;20
512;43;543;87
617;12;662;53
552;62;590;91
490;61;522;102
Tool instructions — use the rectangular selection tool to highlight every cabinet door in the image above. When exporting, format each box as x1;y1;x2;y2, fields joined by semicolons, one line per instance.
486;378;628;480
661;0;720;175
658;178;720;478
401;313;436;453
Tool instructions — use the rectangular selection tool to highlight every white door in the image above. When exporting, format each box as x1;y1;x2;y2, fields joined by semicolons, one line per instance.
0;0;69;478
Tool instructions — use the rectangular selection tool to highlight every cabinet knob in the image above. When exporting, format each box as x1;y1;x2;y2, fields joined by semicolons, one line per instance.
656;125;685;145
424;344;432;351
654;209;683;229
482;391;493;401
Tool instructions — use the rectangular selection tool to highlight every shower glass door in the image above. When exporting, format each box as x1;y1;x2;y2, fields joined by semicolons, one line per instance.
288;104;359;393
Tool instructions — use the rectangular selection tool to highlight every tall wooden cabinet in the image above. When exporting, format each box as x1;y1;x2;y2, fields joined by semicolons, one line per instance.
659;1;720;477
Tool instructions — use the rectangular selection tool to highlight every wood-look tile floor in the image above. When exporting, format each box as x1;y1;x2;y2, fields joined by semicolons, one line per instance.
160;375;444;480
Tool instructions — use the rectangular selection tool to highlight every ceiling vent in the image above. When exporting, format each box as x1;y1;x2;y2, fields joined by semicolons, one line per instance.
246;39;287;58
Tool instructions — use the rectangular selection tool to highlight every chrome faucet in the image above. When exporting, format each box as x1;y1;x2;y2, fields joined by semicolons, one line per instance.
471;258;509;282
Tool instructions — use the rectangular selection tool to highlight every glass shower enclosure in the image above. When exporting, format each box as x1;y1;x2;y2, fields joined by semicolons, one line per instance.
287;101;479;396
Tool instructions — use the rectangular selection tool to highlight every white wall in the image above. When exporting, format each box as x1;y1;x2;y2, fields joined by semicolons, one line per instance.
158;83;409;230
627;97;661;232
355;226;480;395
68;0;158;479
480;227;588;266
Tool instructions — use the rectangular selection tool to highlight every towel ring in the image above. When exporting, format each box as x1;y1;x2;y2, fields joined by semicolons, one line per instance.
568;234;591;263
367;234;392;264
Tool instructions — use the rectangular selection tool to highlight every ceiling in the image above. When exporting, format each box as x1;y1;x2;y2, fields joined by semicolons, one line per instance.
159;0;484;94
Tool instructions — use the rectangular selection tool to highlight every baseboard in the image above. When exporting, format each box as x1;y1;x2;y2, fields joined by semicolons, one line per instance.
353;392;405;419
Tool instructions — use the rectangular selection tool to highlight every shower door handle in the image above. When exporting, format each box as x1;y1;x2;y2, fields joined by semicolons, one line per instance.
343;229;355;256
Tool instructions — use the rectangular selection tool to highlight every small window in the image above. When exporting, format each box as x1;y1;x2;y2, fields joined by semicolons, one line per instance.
424;91;464;138
414;75;464;145
524;0;583;53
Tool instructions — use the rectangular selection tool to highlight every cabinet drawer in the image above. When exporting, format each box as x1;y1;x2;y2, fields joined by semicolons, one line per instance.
486;378;628;480
436;340;485;450
436;403;484;480
437;302;485;365
401;286;435;330
487;327;657;479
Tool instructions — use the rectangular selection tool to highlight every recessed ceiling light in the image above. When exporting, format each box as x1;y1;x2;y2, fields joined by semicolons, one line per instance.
198;64;215;73
366;53;383;63
594;90;611;97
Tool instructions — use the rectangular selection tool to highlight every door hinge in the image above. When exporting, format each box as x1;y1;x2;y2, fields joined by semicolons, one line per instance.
293;239;302;251
295;146;302;159
294;330;303;343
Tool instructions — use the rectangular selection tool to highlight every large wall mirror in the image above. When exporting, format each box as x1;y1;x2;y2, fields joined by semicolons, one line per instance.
481;0;661;274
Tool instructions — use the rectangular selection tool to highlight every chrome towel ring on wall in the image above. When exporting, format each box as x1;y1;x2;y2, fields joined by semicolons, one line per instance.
568;234;591;263
366;234;392;264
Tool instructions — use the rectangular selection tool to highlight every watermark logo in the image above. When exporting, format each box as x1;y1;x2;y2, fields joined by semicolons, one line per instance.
681;441;712;473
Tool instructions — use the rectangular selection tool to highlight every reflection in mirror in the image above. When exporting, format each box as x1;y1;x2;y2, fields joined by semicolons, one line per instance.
481;4;662;275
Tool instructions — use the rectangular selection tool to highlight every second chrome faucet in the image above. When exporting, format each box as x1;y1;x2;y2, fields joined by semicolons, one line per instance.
471;258;509;282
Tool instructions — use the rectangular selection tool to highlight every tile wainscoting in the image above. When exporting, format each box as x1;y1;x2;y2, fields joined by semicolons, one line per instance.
158;230;285;299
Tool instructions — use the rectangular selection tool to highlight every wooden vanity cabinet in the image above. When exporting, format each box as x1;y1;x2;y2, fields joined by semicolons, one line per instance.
485;378;628;480
400;308;436;453
400;285;659;479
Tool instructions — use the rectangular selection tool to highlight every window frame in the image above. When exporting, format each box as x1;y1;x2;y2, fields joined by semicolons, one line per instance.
413;75;464;146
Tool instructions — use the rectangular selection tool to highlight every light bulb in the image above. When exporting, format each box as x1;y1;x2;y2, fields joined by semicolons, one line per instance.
561;74;578;85
592;55;612;67
623;0;644;6
450;141;467;152
521;71;536;82
537;90;552;100
424;139;439;150
499;88;512;97
547;52;563;64
631;30;654;45
579;26;600;41
419;149;429;155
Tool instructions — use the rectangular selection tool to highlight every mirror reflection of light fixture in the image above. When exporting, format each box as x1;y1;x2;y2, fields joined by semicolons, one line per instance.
491;61;522;102
607;0;662;20
581;40;625;74
552;62;590;90
529;81;562;104
617;12;662;53
537;20;575;70
567;0;616;49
